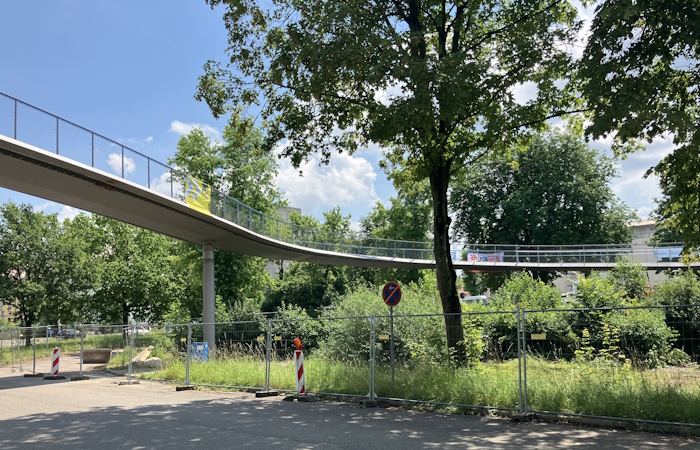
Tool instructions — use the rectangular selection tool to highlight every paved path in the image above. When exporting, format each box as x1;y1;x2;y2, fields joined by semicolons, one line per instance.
0;370;698;449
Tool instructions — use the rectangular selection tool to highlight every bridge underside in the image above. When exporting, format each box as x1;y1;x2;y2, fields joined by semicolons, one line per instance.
0;134;694;273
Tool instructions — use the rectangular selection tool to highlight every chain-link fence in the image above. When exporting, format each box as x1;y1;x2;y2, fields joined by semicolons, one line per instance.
3;305;700;425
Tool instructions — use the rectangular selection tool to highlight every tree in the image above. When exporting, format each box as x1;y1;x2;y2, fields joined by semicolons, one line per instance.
87;216;177;325
451;131;637;287
199;0;583;354
170;120;285;312
264;208;352;313
580;0;700;251
355;181;433;285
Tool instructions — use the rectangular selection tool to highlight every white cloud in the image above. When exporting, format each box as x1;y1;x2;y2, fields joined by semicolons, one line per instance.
510;81;538;105
151;171;173;197
107;153;136;176
605;135;676;220
276;148;379;215
34;201;55;212
120;136;154;147
169;120;220;139
58;206;81;222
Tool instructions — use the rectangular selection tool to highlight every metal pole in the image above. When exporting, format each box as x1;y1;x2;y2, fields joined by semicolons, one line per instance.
1;328;3;363
276;220;279;240
10;332;14;371
32;328;36;374
186;324;192;387
170;170;174;198
516;308;523;413
148;158;151;189
79;325;84;378
91;133;94;167
369;315;376;401
56;117;59;154
390;307;395;383
265;318;272;391
128;324;134;383
521;310;529;412
46;326;48;352
14;99;17;139
18;329;22;372
236;202;240;225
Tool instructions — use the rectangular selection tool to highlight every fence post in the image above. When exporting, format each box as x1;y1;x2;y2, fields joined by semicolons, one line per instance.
18;329;23;372
128;324;134;384
1;327;3;363
368;315;376;401
516;308;523;413
10;330;14;371
265;317;272;391
186;323;192;387
32;327;36;375
521;310;529;412
46;326;49;352
79;325;84;378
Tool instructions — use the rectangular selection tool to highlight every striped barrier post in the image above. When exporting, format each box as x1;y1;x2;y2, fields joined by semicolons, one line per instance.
51;347;60;375
294;338;305;394
43;347;65;380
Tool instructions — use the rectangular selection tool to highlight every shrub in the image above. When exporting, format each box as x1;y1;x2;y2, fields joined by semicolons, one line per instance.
601;308;676;367
667;348;691;367
607;257;648;300
574;272;625;308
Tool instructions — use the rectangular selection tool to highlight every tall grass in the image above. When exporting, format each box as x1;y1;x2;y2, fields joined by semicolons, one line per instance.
140;355;700;424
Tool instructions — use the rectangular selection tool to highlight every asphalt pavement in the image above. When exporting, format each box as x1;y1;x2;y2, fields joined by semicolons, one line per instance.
0;368;698;449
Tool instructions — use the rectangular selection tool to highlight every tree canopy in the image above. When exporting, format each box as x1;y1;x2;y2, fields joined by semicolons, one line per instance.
201;0;585;353
580;0;700;251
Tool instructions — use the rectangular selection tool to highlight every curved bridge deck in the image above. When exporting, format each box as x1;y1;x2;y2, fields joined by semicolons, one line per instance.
0;92;694;272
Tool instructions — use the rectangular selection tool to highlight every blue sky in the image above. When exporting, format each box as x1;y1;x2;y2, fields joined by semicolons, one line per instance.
0;1;671;227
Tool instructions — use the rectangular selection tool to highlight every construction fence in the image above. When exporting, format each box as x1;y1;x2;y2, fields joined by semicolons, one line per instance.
2;304;700;425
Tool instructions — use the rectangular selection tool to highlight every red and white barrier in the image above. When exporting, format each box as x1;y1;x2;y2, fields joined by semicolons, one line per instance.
293;338;305;394
51;347;60;376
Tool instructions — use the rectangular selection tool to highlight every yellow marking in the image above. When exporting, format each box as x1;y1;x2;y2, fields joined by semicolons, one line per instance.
257;336;265;342
531;333;547;340
274;336;282;341
379;334;390;341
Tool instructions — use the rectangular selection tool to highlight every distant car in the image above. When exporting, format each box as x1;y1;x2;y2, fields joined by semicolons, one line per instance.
57;329;78;339
126;326;150;336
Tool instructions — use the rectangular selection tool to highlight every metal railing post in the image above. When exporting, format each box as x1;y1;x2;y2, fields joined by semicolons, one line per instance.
13;99;17;139
265;318;272;391
148;159;151;189
56;117;59;154
276;219;279;240
236;202;240;225
46;326;49;352
91;133;95;167
186;323;192;387
0;327;3;362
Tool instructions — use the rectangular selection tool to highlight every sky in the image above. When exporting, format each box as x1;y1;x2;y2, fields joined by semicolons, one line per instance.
0;1;673;228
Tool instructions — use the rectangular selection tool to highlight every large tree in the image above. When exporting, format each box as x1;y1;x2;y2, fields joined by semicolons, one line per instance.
580;0;700;251
199;0;583;353
451;131;637;290
0;203;94;335
170;118;285;311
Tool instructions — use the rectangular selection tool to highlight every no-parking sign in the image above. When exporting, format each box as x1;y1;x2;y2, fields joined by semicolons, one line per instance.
382;282;401;307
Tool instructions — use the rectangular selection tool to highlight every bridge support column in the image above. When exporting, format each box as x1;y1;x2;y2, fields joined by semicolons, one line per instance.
203;243;215;359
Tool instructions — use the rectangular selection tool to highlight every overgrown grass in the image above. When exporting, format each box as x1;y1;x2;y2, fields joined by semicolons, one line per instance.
139;355;700;424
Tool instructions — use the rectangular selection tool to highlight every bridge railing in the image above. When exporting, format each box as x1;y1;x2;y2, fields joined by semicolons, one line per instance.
0;92;686;266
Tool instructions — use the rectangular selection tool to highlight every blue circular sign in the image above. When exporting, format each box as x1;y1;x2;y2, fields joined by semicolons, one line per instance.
382;282;401;307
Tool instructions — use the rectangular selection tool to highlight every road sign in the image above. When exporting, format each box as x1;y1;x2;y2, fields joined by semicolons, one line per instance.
382;282;401;307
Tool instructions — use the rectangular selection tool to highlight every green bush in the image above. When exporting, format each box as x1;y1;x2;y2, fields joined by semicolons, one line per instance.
667;348;691;366
601;308;676;367
649;271;700;354
574;272;625;308
607;257;648;300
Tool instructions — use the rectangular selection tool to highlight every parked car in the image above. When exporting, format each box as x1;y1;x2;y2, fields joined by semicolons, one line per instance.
125;326;150;336
57;329;78;339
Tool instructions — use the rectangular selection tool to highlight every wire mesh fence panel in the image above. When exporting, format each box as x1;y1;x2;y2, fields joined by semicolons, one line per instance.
185;321;267;389
373;312;521;410
269;316;371;397
522;305;700;424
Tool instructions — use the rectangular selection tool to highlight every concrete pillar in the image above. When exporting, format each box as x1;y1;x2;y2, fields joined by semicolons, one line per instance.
202;243;215;358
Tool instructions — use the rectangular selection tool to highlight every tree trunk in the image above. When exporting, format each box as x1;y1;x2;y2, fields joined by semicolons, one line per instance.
429;163;466;360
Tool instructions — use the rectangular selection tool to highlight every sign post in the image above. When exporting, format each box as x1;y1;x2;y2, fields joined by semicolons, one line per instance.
382;282;402;382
